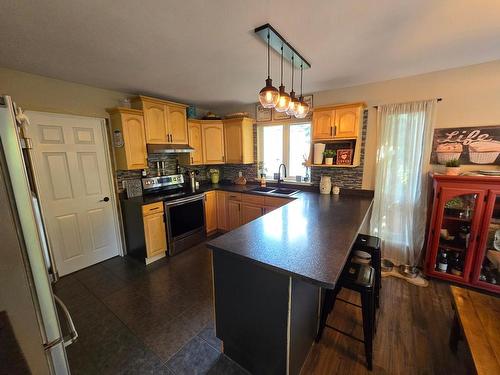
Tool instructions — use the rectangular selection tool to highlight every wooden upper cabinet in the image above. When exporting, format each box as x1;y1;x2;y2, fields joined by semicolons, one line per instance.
312;110;335;140
202;121;225;164
312;103;364;140
204;191;217;233
142;100;168;144
168;105;188;144
131;96;188;144
223;117;254;164
335;106;361;138
188;121;203;165
106;108;147;170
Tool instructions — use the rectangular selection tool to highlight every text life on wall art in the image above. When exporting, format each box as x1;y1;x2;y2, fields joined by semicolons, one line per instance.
430;125;500;165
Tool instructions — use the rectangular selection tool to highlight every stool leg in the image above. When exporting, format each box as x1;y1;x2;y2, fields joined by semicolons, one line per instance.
361;289;374;371
373;249;381;309
316;287;340;342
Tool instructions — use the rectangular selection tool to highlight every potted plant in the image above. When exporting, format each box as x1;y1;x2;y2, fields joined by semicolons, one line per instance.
445;159;461;176
323;149;336;165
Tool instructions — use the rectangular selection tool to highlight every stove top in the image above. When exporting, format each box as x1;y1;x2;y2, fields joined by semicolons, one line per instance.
141;174;203;202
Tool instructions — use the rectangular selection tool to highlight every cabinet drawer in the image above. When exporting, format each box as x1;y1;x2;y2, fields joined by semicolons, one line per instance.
265;196;292;207
227;192;242;201
142;201;164;216
242;193;265;205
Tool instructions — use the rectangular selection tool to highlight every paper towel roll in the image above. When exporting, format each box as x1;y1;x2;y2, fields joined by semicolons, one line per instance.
313;143;326;164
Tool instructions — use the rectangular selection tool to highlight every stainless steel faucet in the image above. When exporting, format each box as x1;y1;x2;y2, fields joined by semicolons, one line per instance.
277;163;287;185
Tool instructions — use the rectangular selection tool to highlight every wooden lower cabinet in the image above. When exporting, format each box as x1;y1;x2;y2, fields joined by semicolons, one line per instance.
142;203;167;259
241;203;264;225
228;200;241;231
204;191;217;233
216;191;229;231
211;190;293;232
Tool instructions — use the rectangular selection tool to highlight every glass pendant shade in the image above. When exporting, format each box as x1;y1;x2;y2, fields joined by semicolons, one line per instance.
259;78;280;108
295;96;310;118
286;90;300;116
275;85;291;112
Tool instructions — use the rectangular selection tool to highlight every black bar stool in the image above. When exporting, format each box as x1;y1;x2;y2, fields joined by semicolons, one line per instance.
354;234;381;308
316;262;376;371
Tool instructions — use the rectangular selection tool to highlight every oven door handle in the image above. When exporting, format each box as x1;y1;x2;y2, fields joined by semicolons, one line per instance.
164;193;205;207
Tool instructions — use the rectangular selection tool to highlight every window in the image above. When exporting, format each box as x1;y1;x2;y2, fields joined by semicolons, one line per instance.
258;123;311;181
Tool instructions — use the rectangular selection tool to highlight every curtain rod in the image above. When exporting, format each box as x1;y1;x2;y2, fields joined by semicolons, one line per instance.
372;97;442;109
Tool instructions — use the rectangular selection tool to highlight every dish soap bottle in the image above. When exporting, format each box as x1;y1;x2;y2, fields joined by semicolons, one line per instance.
260;173;266;187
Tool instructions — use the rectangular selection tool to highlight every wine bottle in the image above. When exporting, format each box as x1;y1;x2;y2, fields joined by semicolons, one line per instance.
437;251;448;273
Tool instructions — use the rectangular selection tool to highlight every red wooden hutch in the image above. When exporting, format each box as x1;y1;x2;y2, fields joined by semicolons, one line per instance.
425;173;500;294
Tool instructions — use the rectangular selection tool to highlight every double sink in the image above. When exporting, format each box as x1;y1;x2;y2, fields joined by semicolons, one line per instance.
250;186;299;196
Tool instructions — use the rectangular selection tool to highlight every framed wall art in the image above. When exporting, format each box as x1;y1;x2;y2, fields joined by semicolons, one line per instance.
430;125;500;165
256;104;272;122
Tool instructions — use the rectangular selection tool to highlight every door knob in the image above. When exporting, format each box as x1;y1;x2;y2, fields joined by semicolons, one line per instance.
100;197;110;202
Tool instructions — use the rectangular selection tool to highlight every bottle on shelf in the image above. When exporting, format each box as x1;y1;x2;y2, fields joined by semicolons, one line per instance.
437;250;448;273
450;252;464;276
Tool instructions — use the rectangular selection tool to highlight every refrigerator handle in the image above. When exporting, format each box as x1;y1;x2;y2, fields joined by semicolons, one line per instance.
53;295;78;347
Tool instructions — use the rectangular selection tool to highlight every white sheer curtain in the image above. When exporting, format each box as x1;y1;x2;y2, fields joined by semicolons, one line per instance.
370;99;437;266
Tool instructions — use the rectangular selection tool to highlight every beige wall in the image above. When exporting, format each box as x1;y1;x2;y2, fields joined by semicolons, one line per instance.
221;60;500;189
312;60;500;189
0;67;127;117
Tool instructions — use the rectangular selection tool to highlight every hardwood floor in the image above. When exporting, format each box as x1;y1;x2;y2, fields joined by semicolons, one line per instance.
301;277;473;374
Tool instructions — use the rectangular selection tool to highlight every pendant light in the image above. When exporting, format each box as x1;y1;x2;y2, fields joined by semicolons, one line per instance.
295;63;310;119
274;45;291;112
286;55;300;116
258;30;280;108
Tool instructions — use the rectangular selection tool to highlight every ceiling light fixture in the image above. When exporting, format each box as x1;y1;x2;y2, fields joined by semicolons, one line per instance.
295;63;310;119
274;45;291;113
258;30;280;108
286;55;300;116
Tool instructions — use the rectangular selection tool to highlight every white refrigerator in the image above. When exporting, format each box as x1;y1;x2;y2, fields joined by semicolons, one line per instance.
0;95;76;374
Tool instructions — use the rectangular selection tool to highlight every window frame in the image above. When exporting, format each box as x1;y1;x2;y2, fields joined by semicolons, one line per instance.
257;121;311;181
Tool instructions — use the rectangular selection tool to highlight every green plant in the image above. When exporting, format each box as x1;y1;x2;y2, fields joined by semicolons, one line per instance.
323;149;336;158
445;159;460;167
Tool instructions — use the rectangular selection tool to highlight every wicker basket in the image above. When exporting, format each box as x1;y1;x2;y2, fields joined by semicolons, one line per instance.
437;152;461;165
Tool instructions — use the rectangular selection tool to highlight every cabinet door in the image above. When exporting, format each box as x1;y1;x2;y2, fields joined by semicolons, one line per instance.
143;212;167;258
216;191;228;231
204;191;217;233
471;189;500;293
188;122;203;165
203;122;225;164
426;187;486;283
334;106;359;138
143;101;168;144
312;110;334;140
241;203;263;225
122;113;147;169
168;106;188;144
228;200;241;230
224;122;243;163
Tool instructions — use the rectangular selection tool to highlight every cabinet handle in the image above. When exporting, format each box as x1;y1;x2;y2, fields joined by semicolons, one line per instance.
191;156;194;164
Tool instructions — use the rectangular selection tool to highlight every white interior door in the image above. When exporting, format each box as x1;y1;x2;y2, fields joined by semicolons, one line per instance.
25;111;121;276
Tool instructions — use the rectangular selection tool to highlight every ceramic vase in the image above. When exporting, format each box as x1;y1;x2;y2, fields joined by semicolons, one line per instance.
319;175;332;195
314;143;326;165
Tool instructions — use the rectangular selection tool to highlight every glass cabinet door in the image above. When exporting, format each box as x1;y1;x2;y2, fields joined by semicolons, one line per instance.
472;190;500;291
430;188;486;282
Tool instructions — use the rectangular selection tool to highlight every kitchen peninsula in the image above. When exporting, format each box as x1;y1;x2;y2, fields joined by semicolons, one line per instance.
207;189;373;375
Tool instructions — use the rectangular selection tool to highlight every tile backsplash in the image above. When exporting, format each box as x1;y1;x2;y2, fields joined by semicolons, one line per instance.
116;112;367;192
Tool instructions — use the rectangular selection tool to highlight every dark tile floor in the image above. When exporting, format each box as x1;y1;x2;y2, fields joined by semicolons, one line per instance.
54;241;249;375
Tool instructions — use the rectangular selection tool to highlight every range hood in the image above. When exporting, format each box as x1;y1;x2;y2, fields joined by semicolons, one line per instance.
147;143;194;154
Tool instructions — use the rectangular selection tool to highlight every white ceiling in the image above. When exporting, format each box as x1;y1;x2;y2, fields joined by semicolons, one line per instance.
2;0;500;111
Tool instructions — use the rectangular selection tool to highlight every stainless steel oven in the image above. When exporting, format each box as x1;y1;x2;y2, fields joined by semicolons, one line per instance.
164;193;206;255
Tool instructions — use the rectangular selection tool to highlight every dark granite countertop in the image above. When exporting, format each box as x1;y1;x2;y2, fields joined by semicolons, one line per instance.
206;188;373;289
